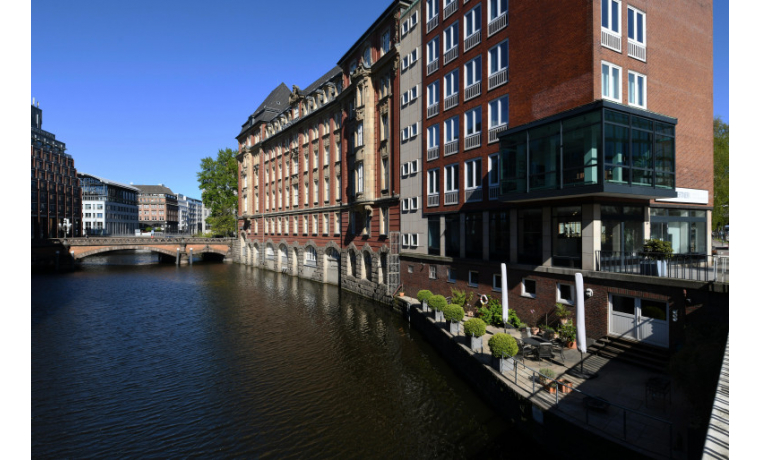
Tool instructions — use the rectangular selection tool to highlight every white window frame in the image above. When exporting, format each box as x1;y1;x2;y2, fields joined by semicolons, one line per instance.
444;163;459;193
409;159;419;174
356;162;364;194
464;55;482;89
409;85;419;102
492;274;502;292
428;124;440;149
556;282;575;306
464;107;482;136
601;61;622;103
489;0;508;22
464;4;482;39
602;0;621;35
410;10;418;26
427;0;439;22
627;6;646;46
428;168;440;195
628;70;647;109
402;162;410;177
488;39;508;77
402;233;410;246
427;81;440;107
443;21;458;54
410;196;419;210
410;233;419;247
444;116;459;144
488;95;508;129
427;36;439;64
488;153;499;186
444;69;459;99
468;270;479;287
465;158;482;190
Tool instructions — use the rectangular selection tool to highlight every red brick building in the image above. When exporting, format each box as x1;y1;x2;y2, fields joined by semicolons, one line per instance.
31;103;82;239
400;0;716;351
235;1;411;303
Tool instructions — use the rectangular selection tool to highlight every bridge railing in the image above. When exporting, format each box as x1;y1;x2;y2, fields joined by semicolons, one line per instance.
52;237;235;246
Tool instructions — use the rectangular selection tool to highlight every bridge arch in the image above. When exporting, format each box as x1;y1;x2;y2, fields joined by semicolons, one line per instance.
71;245;180;260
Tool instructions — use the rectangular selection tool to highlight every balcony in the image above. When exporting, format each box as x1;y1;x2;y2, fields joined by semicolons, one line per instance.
443;45;459;65
488;124;508;143
428;194;440;207
488;12;508;37
602;29;621;52
488;185;498;200
443;1;458;19
464;132;481;150
427;58;439;75
444;140;459;156
628;41;646;62
444;93;458;111
444;191;459;205
595;251;729;283
464;81;481;101
427;102;440;118
465;187;482;203
488;67;508;90
427;14;439;33
427;146;439;161
464;30;481;52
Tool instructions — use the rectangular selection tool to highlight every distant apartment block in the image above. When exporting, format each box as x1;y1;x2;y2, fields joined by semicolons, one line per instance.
78;173;139;236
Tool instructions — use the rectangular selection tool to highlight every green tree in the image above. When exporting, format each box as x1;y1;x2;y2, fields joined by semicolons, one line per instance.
197;148;239;237
713;117;729;232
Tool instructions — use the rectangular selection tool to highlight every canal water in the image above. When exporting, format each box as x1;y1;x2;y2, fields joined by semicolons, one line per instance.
32;252;530;458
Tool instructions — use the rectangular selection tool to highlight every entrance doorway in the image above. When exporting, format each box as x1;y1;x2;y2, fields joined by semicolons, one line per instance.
609;294;669;347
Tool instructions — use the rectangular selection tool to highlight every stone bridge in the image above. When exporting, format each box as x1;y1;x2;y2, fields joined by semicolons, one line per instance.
53;237;235;264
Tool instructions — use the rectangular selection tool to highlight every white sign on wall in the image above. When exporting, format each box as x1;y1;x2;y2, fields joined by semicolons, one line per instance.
655;188;708;205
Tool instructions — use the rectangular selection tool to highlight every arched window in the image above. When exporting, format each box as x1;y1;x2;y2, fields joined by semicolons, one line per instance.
305;246;317;267
363;252;373;282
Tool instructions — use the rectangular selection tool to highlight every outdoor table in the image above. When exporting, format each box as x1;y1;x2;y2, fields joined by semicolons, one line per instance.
523;336;550;347
645;376;672;409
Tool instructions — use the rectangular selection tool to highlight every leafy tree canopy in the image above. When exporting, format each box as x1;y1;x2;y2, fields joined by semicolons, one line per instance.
197;148;239;237
713;117;729;231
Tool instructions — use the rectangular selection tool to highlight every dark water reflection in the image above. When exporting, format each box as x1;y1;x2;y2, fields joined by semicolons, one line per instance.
32;255;520;458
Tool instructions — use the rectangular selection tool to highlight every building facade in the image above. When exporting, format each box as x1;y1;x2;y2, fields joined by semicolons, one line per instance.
177;194;203;234
78;173;139;236
134;185;179;233
235;0;411;302
31;103;82;239
399;0;715;351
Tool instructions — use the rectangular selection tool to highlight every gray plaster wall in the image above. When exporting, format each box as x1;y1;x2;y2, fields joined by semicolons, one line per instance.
399;0;427;255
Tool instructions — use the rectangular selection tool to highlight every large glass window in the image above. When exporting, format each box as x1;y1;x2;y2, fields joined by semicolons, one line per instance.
465;107;482;137
464;56;482;89
444;22;459;54
489;211;509;261
562;111;601;187
518;208;542;265
628;6;645;45
650;208;708;254
552;206;582;268
528;121;560;190
428;124;439;149
628;71;646;108
445;164;459;192
464;213;483;259
444;69;459;98
427;81;439;107
444;116;459;144
427;36;439;64
602;61;621;102
601;205;644;255
445;214;460;257
602;0;621;35
428;218;441;256
464;4;482;39
465;158;482;190
488;40;508;76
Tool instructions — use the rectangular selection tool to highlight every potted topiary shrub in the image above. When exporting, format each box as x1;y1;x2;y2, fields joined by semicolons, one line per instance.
559;320;577;349
428;294;447;323
443;304;465;335
539;368;557;394
463;318;487;352
555;303;570;325
417;290;433;313
488;333;519;374
641;238;673;277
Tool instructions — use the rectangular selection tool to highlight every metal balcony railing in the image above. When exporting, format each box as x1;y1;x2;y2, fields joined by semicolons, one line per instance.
464;81;481;101
464;30;481;52
488;67;508;90
602;29;621;52
427;194;440;207
427;146;439;161
427;102;439;118
443;1;457;19
444;140;459;156
444;93;459;110
443;45;459;65
628;41;646;61
595;251;729;283
465;187;482;202
427;58;439;75
427;14;439;33
444;191;459;205
488;124;508;143
488;12;508;36
464;132;481;150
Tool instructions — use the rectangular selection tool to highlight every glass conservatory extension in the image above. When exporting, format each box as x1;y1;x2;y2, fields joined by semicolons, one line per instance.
499;102;677;201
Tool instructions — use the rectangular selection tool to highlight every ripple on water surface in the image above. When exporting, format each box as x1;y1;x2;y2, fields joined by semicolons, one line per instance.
33;259;519;458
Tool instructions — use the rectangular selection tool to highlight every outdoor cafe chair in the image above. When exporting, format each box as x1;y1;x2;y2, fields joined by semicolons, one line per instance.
535;342;555;363
550;339;566;362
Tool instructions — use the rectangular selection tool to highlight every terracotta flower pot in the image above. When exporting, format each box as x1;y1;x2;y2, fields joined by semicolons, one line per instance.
530;327;540;335
566;341;577;349
544;385;557;394
558;379;573;393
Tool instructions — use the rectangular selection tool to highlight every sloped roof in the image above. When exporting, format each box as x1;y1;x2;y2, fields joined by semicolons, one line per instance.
301;66;343;97
132;184;176;195
78;172;140;192
239;83;293;135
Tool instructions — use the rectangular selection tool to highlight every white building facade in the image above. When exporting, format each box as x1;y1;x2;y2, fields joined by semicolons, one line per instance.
78;173;139;236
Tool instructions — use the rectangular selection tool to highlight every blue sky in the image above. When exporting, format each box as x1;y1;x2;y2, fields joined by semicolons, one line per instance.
27;0;728;200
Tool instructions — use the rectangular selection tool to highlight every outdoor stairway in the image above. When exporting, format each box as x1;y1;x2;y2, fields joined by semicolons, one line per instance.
587;336;670;373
